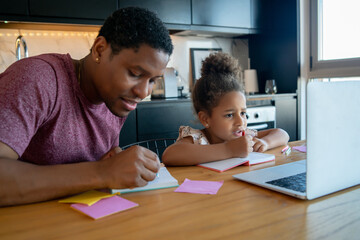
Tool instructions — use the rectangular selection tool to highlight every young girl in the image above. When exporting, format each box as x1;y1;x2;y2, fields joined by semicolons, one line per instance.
162;52;289;166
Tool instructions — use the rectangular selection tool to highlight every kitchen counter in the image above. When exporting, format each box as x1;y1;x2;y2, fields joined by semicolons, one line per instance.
140;93;297;105
246;93;297;108
246;93;297;99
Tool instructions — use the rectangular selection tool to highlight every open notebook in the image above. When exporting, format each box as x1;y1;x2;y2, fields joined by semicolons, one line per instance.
198;152;275;172
111;167;179;194
233;81;360;200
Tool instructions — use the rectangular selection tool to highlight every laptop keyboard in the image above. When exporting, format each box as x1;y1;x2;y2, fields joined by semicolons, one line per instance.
266;172;306;193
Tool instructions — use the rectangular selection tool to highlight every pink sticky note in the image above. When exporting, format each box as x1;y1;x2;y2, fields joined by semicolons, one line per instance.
174;178;224;194
293;146;307;153
71;196;138;220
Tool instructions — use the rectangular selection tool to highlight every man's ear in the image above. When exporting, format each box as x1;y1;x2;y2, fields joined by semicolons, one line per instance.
91;36;108;62
198;111;210;128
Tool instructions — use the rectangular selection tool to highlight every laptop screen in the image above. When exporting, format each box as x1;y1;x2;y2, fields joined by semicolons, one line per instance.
306;81;360;199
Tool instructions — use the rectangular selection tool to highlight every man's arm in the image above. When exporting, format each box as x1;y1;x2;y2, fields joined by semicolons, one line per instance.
0;141;160;207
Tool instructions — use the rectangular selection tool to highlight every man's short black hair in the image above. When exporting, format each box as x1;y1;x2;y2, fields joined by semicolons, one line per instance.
98;7;173;56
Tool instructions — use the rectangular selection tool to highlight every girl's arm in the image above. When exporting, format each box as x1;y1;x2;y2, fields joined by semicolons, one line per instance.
253;128;289;152
162;136;253;166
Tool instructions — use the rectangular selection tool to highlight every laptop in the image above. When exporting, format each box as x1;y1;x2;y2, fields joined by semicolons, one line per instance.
233;81;360;200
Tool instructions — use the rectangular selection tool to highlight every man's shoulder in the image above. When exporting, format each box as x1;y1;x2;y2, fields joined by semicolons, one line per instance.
30;53;72;71
6;53;71;78
32;53;71;63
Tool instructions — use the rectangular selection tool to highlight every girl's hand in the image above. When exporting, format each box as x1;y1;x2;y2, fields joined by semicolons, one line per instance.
252;137;269;152
226;135;254;158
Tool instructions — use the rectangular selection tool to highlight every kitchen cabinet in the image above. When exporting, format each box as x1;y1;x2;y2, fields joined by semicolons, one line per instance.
183;0;259;36
247;0;298;140
118;0;191;29
119;99;203;148
248;0;298;93
0;0;258;35
118;109;137;147
0;0;192;29
29;0;116;23
0;0;28;16
192;0;251;29
0;0;116;25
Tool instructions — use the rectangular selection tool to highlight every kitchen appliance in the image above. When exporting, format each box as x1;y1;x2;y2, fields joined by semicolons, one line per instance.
246;106;275;131
151;67;178;99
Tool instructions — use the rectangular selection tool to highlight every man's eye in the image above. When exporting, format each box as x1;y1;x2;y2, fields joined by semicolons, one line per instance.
225;113;233;118
129;70;141;77
241;112;247;116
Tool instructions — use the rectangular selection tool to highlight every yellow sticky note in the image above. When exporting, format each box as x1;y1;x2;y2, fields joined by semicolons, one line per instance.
59;190;119;206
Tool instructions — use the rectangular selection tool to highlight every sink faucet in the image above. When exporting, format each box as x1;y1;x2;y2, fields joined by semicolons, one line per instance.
15;35;28;60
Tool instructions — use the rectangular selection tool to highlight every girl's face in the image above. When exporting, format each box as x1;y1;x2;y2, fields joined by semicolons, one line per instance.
204;91;247;144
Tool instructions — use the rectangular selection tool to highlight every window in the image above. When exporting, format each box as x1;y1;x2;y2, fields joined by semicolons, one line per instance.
310;0;360;79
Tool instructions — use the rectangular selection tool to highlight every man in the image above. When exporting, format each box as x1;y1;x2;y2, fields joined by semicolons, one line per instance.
0;7;173;206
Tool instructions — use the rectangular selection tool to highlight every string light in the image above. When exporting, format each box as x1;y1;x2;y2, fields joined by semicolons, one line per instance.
0;30;98;38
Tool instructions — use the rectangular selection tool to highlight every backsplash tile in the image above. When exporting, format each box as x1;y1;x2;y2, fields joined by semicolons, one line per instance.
0;28;97;72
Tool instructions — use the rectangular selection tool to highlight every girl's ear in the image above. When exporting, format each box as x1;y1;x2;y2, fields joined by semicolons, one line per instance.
198;111;210;128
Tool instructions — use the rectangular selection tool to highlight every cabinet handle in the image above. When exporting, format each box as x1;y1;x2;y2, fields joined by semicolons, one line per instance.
247;123;268;130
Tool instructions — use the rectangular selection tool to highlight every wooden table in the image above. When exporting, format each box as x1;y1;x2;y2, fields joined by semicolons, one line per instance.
1;141;360;240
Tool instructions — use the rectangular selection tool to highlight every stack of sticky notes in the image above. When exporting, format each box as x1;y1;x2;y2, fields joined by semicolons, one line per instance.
59;190;138;220
174;179;224;194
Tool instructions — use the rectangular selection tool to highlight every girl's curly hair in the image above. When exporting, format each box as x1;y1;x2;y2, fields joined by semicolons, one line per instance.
191;52;244;116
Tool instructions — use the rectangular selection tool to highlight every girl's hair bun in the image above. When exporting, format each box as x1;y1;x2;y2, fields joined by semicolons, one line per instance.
200;52;240;78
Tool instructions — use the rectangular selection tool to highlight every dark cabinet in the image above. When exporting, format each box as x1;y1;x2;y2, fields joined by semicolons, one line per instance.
0;0;117;24
0;0;28;15
119;99;202;147
1;0;258;34
192;0;252;28
118;0;191;27
247;0;298;140
248;0;298;94
137;100;202;141
29;0;116;22
118;110;137;147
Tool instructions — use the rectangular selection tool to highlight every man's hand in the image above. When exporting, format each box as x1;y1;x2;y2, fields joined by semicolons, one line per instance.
99;146;122;161
0;142;159;206
97;145;161;190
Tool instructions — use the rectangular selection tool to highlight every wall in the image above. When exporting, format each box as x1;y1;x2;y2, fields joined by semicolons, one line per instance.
168;35;248;94
0;24;249;95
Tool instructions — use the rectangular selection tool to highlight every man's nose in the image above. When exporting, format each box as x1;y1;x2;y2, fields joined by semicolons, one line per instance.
133;80;152;100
